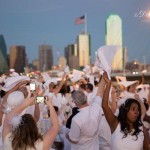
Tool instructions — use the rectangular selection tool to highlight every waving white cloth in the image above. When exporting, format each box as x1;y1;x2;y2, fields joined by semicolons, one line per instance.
95;45;120;79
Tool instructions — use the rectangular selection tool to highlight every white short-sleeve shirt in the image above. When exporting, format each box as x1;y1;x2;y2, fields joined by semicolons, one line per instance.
69;101;103;150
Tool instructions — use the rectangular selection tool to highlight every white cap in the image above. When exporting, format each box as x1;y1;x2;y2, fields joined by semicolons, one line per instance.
1;76;30;92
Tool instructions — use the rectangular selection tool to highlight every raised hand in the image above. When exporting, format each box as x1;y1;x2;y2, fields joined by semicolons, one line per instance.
103;71;111;84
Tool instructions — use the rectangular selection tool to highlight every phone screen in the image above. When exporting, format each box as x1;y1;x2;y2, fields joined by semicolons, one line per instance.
36;96;45;103
30;83;36;91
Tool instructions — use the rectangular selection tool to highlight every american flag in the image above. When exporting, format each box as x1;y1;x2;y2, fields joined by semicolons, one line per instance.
75;15;85;24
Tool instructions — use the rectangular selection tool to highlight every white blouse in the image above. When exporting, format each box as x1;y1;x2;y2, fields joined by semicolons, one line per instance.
3;133;43;150
111;123;144;150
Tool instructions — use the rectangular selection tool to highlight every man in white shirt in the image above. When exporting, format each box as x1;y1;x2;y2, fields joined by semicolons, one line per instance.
66;90;102;150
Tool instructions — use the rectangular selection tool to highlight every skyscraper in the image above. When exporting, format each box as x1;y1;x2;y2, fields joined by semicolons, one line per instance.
105;14;123;70
0;35;9;73
9;45;26;73
39;45;53;71
76;33;91;67
64;44;74;66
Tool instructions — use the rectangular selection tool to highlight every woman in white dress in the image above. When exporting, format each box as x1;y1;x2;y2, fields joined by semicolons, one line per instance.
102;71;150;150
2;96;59;150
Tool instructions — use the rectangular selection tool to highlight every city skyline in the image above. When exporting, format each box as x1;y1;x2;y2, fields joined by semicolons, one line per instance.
0;0;150;65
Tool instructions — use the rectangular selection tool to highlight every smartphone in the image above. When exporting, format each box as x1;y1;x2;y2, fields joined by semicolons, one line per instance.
30;83;36;91
36;96;46;103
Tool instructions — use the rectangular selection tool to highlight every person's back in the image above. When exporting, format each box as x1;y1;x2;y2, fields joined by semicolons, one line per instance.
66;90;102;150
71;104;101;149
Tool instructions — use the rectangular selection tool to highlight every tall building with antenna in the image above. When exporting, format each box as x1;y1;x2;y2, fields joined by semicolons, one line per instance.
105;14;123;71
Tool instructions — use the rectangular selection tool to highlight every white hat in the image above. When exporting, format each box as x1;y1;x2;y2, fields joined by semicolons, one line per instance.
7;91;25;109
95;45;120;79
1;76;30;92
118;80;138;88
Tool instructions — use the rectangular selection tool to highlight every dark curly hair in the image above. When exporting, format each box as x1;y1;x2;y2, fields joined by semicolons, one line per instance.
118;98;143;140
11;114;43;150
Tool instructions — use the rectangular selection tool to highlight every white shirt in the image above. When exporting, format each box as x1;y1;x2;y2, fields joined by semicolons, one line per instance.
86;91;97;105
69;99;103;150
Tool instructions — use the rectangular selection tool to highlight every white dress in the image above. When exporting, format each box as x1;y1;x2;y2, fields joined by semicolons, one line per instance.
111;123;144;150
3;133;43;150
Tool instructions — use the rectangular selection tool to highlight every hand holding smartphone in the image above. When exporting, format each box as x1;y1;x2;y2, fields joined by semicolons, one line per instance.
36;96;47;103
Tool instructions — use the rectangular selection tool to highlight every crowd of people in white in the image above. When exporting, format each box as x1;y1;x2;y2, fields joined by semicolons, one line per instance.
0;45;149;150
0;66;149;150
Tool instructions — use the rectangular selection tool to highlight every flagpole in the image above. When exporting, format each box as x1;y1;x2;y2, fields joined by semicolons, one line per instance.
84;13;87;34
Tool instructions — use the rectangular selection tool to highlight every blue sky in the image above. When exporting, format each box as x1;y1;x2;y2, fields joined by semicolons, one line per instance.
0;0;150;64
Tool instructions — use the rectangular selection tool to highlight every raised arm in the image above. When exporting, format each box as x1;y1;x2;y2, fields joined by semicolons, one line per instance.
34;88;45;122
109;86;118;114
102;72;118;133
54;73;66;95
43;96;59;150
96;75;106;97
